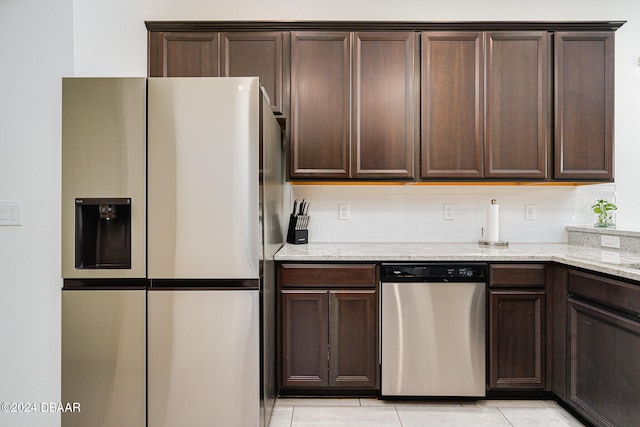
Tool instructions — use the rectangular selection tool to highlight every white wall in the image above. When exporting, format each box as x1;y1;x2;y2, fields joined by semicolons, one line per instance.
0;1;73;426
1;1;638;426
611;19;640;229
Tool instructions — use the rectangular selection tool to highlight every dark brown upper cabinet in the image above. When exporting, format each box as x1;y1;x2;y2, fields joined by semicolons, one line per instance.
554;32;614;181
221;32;284;115
290;32;351;179
148;32;219;77
146;21;623;183
421;31;550;180
421;32;484;179
352;32;417;179
485;32;550;179
147;30;284;114
289;31;416;180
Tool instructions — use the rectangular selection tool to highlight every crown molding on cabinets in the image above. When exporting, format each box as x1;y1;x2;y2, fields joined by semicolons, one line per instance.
145;21;626;32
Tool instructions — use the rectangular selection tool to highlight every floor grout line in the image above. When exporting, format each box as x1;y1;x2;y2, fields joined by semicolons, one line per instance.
496;407;516;427
395;405;403;427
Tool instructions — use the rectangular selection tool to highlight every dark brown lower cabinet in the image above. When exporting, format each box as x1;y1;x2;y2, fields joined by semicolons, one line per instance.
489;290;545;389
329;291;377;387
567;268;640;427
488;264;546;390
280;290;329;388
280;290;377;389
275;259;640;427
548;264;568;401
568;298;640;427
278;263;378;392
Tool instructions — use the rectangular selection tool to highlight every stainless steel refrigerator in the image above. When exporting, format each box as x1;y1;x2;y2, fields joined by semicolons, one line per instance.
61;77;283;427
61;77;147;427
146;77;283;427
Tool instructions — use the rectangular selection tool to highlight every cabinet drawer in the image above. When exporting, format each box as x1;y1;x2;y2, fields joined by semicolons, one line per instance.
568;269;640;315
490;264;546;288
279;264;377;288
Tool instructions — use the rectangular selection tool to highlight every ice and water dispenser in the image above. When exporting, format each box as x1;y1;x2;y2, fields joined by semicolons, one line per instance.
74;198;132;269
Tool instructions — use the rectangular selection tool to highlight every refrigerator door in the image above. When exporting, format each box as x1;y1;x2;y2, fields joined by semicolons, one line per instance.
147;77;261;279
61;289;146;427
148;290;260;427
260;90;284;427
61;78;146;279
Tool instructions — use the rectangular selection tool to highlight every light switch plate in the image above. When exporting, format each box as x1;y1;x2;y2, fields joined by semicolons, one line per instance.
0;200;22;226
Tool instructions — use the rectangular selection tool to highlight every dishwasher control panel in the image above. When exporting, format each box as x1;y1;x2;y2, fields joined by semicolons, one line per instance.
381;263;487;281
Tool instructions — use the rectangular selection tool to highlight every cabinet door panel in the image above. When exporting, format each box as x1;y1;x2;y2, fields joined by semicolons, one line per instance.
568;298;640;427
329;291;377;387
421;32;483;179
290;32;351;179
555;32;614;180
485;32;549;179
149;32;219;77
353;32;416;179
280;291;329;387
489;290;545;389
221;32;283;114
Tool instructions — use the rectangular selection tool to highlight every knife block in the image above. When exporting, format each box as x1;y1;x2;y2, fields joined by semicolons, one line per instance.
286;214;308;244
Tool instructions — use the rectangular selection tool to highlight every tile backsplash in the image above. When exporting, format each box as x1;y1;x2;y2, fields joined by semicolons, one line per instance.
290;184;612;243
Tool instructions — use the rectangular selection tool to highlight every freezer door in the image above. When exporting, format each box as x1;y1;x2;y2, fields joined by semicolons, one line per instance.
148;290;260;427
61;289;146;427
147;77;261;279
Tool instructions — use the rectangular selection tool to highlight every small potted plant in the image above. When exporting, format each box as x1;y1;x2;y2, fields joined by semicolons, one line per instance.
591;199;617;228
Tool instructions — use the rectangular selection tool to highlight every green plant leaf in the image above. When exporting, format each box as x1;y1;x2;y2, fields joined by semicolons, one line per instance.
591;199;617;214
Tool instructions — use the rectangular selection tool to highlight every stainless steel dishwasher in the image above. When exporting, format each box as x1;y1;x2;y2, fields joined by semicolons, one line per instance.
381;263;487;397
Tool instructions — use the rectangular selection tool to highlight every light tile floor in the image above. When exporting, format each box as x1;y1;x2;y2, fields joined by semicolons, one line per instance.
269;398;586;427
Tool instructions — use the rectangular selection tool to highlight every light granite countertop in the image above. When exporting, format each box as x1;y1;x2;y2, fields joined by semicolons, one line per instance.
566;226;640;238
275;242;640;282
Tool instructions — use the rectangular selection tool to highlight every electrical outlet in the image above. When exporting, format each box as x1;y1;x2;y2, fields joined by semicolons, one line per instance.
443;204;454;221
339;204;350;220
525;204;536;221
601;235;620;249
